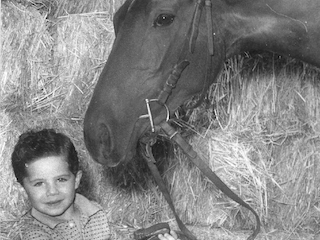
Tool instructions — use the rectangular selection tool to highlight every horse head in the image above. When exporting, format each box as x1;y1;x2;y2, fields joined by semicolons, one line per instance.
84;0;225;169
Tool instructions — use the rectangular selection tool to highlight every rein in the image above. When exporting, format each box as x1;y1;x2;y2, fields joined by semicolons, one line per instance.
139;1;260;240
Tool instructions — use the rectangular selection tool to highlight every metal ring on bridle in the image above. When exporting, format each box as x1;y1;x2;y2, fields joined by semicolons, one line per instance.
139;99;170;132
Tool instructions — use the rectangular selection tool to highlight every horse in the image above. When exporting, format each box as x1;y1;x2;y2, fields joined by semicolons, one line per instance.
83;0;320;238
84;0;320;169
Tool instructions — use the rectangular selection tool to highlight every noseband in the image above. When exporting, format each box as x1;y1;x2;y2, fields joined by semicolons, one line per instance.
138;1;261;240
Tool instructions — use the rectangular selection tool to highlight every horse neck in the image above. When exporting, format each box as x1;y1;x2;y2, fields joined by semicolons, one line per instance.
216;0;320;67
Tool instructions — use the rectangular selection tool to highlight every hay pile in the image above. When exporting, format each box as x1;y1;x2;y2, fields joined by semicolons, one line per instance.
1;0;320;239
189;55;320;234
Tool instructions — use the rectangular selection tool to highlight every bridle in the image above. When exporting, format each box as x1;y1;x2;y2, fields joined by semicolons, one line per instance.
138;1;261;240
139;0;214;121
139;0;214;135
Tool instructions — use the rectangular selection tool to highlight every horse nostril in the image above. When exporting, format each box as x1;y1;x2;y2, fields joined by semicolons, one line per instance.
99;123;120;167
99;123;113;155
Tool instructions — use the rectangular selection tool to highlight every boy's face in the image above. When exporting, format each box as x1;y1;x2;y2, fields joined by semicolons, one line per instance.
22;155;82;221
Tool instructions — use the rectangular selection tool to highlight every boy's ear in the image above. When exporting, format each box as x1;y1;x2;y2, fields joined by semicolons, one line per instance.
75;170;82;189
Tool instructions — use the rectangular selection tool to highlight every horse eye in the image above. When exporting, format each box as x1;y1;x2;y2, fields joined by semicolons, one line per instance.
154;14;175;27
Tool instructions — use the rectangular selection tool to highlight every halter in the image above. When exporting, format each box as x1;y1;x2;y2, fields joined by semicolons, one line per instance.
138;1;261;240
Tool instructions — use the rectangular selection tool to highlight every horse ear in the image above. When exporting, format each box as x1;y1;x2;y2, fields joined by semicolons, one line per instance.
113;0;134;36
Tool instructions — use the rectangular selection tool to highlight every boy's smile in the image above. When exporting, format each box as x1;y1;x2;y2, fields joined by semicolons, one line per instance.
22;155;82;221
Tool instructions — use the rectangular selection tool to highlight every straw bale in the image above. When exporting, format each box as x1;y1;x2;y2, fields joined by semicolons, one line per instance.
1;2;54;113
1;1;115;116
8;0;125;18
52;0;124;18
53;12;114;116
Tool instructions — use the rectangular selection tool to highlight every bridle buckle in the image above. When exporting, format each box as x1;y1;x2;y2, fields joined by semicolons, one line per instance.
139;99;170;133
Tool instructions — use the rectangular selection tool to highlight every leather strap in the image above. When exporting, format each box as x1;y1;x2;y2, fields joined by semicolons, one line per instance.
134;222;170;240
159;121;261;240
157;61;190;105
142;143;197;240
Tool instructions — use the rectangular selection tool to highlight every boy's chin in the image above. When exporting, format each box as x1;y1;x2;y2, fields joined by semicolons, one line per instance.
37;202;74;219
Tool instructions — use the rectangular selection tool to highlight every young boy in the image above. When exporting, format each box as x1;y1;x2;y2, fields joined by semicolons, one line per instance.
11;128;180;240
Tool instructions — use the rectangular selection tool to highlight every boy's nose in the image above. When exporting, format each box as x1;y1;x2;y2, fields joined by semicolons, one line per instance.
46;183;59;196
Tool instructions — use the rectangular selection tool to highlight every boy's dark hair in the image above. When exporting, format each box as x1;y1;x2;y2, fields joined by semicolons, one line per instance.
11;128;79;185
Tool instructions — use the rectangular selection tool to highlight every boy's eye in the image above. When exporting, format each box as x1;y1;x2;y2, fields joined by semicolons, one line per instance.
58;178;68;182
34;182;43;187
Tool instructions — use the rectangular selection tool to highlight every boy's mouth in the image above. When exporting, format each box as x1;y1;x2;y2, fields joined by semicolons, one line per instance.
46;200;63;207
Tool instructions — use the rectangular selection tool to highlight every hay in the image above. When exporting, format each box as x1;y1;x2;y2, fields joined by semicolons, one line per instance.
1;2;53;113
8;0;125;18
222;56;320;232
1;0;320;239
53;12;114;116
160;129;270;230
184;55;320;232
